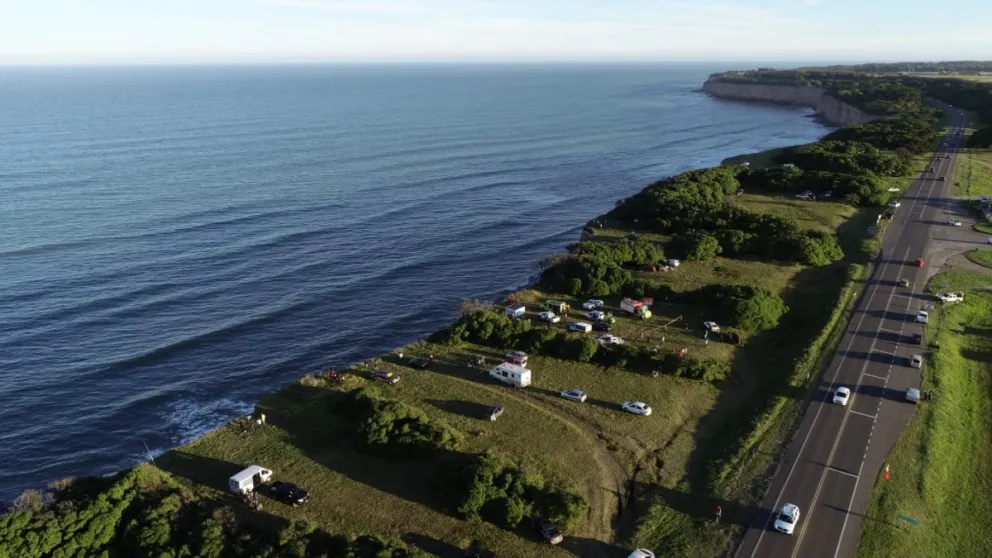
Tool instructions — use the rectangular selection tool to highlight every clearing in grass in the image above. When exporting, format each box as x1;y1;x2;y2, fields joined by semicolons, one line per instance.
858;271;992;558
953;151;992;197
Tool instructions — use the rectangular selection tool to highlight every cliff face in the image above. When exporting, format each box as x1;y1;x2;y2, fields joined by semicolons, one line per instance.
701;79;879;127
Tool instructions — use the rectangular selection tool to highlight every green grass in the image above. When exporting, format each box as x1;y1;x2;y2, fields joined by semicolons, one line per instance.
155;189;876;558
720;147;787;169
965;249;992;270
953;151;992;197
858;272;992;558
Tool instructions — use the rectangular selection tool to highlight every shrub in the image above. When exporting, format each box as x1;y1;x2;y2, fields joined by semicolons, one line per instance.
669;231;723;261
536;491;590;531
357;399;461;459
723;287;789;332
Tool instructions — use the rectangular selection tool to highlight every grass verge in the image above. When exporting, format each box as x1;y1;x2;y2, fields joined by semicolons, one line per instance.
953;150;992;197
965;248;992;270
858;271;992;558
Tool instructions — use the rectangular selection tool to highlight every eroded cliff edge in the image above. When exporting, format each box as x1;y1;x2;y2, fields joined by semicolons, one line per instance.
702;78;879;127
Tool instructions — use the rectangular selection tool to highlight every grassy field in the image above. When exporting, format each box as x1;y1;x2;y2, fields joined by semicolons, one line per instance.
153;177;907;557
858;271;992;558
900;72;992;83
952;151;992;197
965;248;992;269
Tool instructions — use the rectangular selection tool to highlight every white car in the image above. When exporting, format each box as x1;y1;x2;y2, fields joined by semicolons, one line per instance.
888;201;901;208
596;334;625;346
774;503;800;535
585;310;606;321
667;259;681;267
622;401;652;416
832;387;851;406
582;299;605;310
703;321;720;333
628;551;656;558
906;387;921;404
538;311;561;323
946;219;962;227
936;292;963;303
560;389;588;403
988;236;992;245
910;354;923;368
916;310;929;324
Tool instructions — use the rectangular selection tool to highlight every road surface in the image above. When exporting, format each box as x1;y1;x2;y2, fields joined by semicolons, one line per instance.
735;107;967;558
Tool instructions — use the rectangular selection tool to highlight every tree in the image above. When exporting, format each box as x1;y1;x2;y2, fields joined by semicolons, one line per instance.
723;287;789;331
670;232;722;261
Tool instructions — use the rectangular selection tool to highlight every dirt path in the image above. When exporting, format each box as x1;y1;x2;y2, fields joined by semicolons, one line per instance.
447;375;627;548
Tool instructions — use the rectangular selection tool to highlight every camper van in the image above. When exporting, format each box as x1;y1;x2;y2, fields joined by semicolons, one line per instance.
489;362;532;388
229;465;273;495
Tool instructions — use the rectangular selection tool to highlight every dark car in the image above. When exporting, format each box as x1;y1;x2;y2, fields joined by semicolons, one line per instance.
531;516;563;545
269;481;310;507
593;322;612;332
911;332;923;345
371;370;400;384
408;357;431;370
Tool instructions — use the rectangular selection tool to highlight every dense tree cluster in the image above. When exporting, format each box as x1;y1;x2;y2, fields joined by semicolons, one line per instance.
807;61;992;74
440;452;588;532
683;285;790;332
0;467;426;558
342;388;461;459
740;166;890;207
824;116;940;154
967;127;992;149
776;140;911;177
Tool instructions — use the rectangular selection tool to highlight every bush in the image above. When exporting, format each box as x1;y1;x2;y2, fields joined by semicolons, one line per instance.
723;287;789;332
357;399;461;459
536;491;590;531
669;232;723;261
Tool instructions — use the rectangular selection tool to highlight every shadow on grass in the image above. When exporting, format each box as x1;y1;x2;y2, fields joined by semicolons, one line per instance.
401;532;466;557
426;399;493;420
157;450;246;494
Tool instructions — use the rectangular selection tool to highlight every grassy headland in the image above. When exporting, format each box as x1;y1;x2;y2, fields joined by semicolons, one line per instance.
3;66;981;558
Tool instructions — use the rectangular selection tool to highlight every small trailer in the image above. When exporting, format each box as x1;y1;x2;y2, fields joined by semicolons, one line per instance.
489;362;532;388
504;350;528;367
505;305;526;319
545;300;568;314
229;465;273;495
621;297;654;316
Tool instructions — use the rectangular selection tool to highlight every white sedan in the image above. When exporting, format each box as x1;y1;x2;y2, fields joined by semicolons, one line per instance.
703;321;720;333
596;334;625;345
916;310;929;324
560;389;588;403
538;311;561;323
946;219;962;227
888;201;901;208
832;387;851;406
622;401;652;416
585;310;606;321
774;503;800;535
582;299;605;310
936;292;963;303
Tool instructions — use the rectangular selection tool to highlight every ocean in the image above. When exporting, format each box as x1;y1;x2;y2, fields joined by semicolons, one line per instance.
0;64;829;499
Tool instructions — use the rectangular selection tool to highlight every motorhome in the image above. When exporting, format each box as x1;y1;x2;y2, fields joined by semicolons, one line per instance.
229;465;273;495
489;362;532;388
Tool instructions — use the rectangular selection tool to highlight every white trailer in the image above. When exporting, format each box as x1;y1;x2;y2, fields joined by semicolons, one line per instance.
489;362;532;388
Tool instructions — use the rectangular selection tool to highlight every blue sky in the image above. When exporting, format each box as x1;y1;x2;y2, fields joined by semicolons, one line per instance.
1;0;990;64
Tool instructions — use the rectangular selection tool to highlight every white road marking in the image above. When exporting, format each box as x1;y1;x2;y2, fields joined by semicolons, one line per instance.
824;466;860;479
864;373;888;381
849;410;877;420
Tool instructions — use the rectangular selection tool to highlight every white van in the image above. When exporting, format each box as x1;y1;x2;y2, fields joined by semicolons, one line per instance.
489;362;532;388
229;465;273;495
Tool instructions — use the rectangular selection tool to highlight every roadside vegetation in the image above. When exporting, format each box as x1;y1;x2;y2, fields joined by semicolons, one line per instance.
965;248;992;269
858;271;992;558
2;65;978;558
953;151;992;197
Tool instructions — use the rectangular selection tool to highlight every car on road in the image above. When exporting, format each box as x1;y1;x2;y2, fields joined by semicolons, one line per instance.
939;176;946;181
946;218;962;226
593;322;613;332
538;311;561;323
596;334;625;345
832;387;851;406
628;551;656;558
911;332;923;345
371;370;400;384
936;292;964;303
560;389;588;403
916;310;929;324
915;258;925;268
622;401;652;416
582;299;605;310
906;387;921;404
269;481;310;507
773;503;800;535
531;516;563;545
888;201;901;208
703;321;720;333
899;278;910;287
910;354;924;368
567;322;593;333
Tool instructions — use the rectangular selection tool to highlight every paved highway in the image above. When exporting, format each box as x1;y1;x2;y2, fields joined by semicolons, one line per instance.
736;107;966;558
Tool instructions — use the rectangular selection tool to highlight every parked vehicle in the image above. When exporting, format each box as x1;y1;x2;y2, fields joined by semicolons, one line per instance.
538;311;561;323
229;465;272;495
582;299;605;310
899;278;910;287
910;354;924;368
560;389;587;403
269;481;310;506
593;322;613;332
585;310;606;321
888;201;901;208
504;351;528;367
911;332;923;345
408;357;431;370
703;321;720;333
531;516;563;545
596;334;625;345
936;292;964;303
628;551;656;558
371;370;400;384
567;322;593;333
946;219;962;226
488;362;532;388
905;387;921;404
487;404;504;421
916;311;929;324
622;401;652;416
915;258;925;268
667;259;680;267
